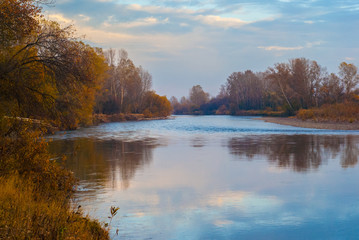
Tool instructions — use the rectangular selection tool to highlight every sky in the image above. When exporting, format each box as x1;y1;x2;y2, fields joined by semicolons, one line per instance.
43;0;359;98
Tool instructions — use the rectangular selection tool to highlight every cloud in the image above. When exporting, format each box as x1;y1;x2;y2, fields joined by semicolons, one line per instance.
345;57;356;61
73;24;215;58
127;4;196;15
48;13;73;25
258;45;304;51
340;4;359;11
213;219;234;227
104;17;169;28
258;41;322;51
78;14;91;22
194;15;248;28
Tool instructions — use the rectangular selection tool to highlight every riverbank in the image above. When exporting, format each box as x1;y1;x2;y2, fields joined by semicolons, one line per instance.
258;117;359;130
0;119;109;239
93;113;171;124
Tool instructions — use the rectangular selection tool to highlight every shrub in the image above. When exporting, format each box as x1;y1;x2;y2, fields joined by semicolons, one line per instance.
0;118;109;239
0;175;109;239
297;109;315;120
296;101;359;122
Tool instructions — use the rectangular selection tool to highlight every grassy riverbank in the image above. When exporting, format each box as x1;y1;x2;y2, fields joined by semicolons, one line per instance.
93;113;171;124
0;120;109;239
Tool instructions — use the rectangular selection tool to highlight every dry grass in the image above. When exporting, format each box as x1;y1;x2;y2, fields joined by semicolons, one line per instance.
0;175;109;239
297;101;359;122
0;119;109;239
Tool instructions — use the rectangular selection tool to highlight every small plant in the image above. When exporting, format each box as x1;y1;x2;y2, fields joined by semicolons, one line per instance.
104;206;120;237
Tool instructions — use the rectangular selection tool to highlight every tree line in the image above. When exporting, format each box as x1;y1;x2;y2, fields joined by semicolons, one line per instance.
172;58;359;116
0;0;171;130
95;49;171;119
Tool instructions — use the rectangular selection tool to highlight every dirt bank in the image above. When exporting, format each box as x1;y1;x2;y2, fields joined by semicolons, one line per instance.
258;117;359;130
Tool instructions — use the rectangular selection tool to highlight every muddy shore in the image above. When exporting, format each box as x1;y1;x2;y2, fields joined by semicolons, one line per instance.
258;117;359;130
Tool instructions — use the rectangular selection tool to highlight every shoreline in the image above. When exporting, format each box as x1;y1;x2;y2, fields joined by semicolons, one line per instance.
93;113;172;124
258;117;359;130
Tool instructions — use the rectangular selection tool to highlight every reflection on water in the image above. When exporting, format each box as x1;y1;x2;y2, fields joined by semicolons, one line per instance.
227;135;359;171
48;116;359;239
49;138;161;190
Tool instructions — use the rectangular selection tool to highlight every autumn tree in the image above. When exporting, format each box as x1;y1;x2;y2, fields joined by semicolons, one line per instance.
338;62;359;96
266;63;293;112
0;1;107;129
319;73;343;104
225;70;264;112
287;58;324;108
95;49;160;116
189;85;209;112
0;0;45;46
142;91;172;117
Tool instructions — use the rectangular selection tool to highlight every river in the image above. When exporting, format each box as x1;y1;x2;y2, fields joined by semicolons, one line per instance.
48;116;359;239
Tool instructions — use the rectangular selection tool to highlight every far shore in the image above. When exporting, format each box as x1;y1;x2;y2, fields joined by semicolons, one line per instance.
258;117;359;130
93;113;172;124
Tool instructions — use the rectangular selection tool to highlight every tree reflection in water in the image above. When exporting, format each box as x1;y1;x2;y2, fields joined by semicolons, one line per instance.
227;135;359;172
49;138;161;190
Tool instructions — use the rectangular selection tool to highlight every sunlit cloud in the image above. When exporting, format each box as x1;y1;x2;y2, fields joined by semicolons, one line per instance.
194;15;248;28
104;17;169;29
48;13;73;25
258;45;304;51
258;41;322;51
76;25;211;56
304;20;314;24
345;57;356;61
78;14;91;22
213;219;234;227
127;3;196;14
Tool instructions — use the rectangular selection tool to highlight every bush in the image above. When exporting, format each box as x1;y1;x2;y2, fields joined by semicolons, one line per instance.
0;175;109;239
296;101;359;122
297;109;315;120
0;118;109;239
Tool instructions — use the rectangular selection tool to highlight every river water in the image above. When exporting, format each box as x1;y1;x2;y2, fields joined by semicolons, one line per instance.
48;116;359;239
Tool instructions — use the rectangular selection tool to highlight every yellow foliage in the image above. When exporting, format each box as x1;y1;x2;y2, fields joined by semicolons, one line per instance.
296;101;359;122
143;91;172;117
297;109;315;120
0;175;109;239
0;118;109;239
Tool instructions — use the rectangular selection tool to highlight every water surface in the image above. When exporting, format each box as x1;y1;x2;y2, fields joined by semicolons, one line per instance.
49;116;359;239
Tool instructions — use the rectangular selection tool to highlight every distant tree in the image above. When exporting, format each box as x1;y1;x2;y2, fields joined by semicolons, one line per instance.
319;73;344;104
266;63;293;112
288;58;324;108
96;49;154;115
225;70;264;112
338;62;359;96
189;85;210;107
138;65;152;106
266;58;325;113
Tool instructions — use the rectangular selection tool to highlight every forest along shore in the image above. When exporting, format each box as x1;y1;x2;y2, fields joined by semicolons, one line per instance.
258;117;359;130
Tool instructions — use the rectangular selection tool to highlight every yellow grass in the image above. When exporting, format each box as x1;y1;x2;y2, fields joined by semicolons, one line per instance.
0;175;109;239
0;119;109;239
297;101;359;122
